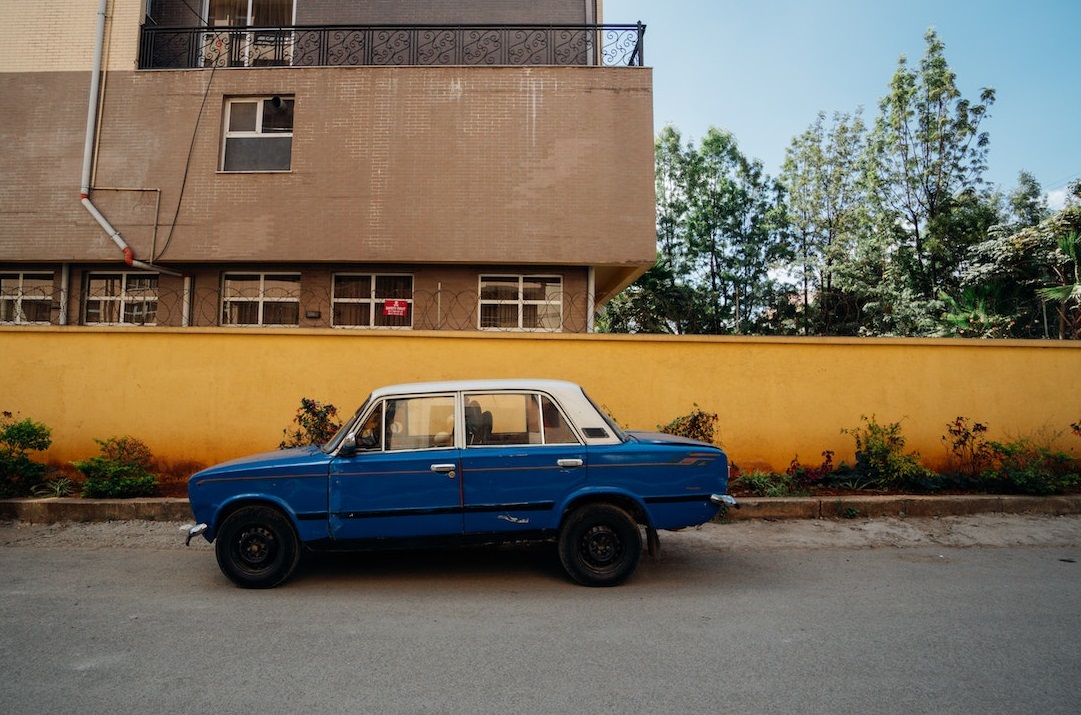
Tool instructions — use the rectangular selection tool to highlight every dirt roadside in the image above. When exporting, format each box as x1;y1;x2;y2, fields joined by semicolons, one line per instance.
3;513;1081;552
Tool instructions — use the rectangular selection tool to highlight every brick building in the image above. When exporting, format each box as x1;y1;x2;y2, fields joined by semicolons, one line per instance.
0;0;655;331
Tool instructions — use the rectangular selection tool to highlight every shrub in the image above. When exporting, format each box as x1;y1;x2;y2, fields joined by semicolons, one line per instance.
941;416;994;480
659;404;719;445
980;435;1079;495
0;411;53;498
735;470;803;497
841;415;935;491
73;436;159;498
787;451;835;488
280;398;342;448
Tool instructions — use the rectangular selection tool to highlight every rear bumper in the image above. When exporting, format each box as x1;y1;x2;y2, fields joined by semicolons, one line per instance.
710;494;739;509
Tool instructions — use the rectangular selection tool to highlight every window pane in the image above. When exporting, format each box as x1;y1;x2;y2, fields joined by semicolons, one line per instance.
88;275;123;298
386;396;455;451
223;275;261;299
480;303;518;329
480;277;518;301
0;275;18;297
334;302;371;327
22;275;54;298
124;301;158;325
540;396;577;444
334;275;371;299
374;275;412;299
522;277;559;302
228;101;258;132
223;136;292;171
263;301;299;325
86;299;120;324
262;275;300;299
22;299;52;323
261;98;294;132
223;301;260;325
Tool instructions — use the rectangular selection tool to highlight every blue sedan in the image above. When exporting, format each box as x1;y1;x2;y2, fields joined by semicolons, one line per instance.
187;379;735;587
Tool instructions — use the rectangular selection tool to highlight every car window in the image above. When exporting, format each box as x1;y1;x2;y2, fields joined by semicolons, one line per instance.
465;393;580;447
384;395;456;451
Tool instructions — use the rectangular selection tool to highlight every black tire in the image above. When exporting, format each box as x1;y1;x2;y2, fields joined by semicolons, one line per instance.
558;504;642;586
215;505;301;589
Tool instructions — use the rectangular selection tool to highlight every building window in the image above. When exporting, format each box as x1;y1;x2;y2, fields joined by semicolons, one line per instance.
221;96;294;172
1;272;53;325
479;275;562;331
222;273;300;326
333;274;413;328
84;273;158;326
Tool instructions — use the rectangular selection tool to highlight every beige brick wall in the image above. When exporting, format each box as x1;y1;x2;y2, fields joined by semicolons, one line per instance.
1;0;144;73
1;65;655;278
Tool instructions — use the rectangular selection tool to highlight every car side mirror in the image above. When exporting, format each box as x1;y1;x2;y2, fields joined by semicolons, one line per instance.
338;434;357;456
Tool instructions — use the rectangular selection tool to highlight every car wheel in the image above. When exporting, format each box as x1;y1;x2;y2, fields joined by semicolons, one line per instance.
215;505;300;589
558;504;642;586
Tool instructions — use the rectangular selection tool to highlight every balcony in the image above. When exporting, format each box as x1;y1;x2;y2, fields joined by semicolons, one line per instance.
139;23;645;70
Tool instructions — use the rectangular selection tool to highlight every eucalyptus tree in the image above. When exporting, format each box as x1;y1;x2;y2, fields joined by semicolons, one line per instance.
780;110;868;333
867;29;996;315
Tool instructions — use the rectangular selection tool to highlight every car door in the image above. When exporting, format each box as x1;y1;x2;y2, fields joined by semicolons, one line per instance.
460;391;586;534
329;393;463;540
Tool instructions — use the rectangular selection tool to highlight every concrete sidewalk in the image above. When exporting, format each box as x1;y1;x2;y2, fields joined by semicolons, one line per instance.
3;494;1081;524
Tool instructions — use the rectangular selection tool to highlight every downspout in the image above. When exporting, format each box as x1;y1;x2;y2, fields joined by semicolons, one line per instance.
587;267;596;333
81;0;178;276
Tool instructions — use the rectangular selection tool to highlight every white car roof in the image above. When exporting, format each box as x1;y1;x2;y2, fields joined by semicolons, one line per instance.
364;379;624;445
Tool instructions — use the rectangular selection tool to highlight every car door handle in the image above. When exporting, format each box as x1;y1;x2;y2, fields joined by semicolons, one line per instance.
557;459;584;469
430;463;457;478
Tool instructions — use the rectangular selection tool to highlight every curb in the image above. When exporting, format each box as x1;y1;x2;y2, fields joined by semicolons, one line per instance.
3;495;1081;525
723;494;1081;521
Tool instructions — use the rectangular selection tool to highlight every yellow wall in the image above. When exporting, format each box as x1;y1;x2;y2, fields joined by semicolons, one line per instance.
2;328;1079;472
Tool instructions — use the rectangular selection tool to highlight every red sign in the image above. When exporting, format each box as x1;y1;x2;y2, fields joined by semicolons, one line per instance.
383;300;409;317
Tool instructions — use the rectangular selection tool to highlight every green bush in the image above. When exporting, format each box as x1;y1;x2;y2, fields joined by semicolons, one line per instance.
73;436;159;498
659;404;719;445
735;470;804;497
0;411;53;498
840;415;935;491
980;436;1079;495
279;398;342;448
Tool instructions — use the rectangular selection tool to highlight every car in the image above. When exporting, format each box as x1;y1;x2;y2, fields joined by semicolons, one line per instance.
186;379;736;588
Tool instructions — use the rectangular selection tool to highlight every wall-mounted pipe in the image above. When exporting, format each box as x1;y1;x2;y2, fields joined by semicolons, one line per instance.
81;0;180;277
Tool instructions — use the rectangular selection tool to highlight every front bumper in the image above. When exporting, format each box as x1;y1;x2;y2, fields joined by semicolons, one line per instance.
710;494;739;509
185;523;208;546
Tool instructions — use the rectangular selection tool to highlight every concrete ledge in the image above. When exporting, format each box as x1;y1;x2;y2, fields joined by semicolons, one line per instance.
724;494;1081;521
0;498;193;523
2;495;1081;525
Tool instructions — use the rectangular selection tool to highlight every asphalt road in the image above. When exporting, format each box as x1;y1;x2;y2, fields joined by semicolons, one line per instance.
2;517;1080;714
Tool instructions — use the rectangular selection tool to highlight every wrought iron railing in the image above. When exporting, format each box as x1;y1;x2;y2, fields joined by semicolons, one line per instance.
139;23;645;70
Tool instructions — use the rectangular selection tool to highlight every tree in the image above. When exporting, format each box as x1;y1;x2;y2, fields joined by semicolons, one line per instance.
867;29;996;310
601;127;790;335
682;128;790;334
780;110;868;334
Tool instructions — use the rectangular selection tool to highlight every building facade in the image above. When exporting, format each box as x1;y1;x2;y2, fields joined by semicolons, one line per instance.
0;0;655;331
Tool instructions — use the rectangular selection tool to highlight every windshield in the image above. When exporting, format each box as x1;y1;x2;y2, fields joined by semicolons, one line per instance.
321;395;371;454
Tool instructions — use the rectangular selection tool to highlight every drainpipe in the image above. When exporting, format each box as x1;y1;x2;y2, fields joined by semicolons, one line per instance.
81;0;179;276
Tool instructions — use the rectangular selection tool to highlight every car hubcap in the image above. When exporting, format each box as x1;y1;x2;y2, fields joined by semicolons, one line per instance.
581;525;622;568
237;526;275;567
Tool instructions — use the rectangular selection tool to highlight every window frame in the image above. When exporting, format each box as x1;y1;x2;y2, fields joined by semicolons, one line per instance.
332;273;414;329
220;272;301;327
220;95;295;173
478;274;563;332
83;272;159;326
1;272;54;325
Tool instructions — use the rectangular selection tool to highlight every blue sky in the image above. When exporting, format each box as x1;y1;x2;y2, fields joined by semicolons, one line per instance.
603;0;1080;209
